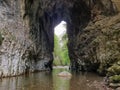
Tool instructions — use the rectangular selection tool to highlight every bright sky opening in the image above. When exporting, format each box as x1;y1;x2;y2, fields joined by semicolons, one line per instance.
54;21;67;36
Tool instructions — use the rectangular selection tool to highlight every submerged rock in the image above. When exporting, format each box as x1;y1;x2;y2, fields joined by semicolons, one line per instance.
58;71;72;77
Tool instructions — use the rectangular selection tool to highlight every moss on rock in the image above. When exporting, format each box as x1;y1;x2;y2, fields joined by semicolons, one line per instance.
109;75;120;83
107;63;120;76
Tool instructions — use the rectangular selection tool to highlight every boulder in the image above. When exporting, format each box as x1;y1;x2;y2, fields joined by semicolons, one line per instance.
58;71;72;77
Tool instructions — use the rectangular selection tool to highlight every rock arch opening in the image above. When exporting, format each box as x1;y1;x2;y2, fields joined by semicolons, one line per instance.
0;0;118;77
23;0;117;72
53;21;70;66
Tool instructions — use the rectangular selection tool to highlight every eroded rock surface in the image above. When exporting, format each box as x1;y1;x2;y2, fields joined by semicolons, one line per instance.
0;0;53;77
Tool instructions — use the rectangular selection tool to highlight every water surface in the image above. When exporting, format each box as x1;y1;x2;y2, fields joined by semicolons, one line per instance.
0;68;103;90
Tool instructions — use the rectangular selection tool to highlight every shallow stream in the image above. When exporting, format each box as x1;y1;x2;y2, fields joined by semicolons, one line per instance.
0;68;104;90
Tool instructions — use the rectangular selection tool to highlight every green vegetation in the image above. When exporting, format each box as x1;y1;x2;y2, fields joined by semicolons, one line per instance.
53;69;70;90
53;34;70;66
107;62;120;76
109;75;120;83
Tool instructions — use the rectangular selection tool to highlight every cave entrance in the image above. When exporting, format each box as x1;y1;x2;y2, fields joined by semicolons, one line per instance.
53;21;70;66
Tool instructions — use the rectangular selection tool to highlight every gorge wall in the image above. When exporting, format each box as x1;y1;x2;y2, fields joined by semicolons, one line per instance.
0;0;119;77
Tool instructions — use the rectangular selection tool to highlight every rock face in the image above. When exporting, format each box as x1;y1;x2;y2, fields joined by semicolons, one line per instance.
68;0;120;75
0;0;53;77
0;0;119;77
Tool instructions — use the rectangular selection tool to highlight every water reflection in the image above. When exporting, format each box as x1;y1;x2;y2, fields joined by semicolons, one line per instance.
53;68;70;90
0;68;103;90
69;72;102;90
0;72;53;90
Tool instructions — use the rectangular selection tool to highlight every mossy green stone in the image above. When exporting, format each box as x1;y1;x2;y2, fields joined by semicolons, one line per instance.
109;75;120;83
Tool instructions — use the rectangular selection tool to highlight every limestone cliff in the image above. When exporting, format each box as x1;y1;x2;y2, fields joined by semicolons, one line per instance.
69;0;120;75
0;0;53;77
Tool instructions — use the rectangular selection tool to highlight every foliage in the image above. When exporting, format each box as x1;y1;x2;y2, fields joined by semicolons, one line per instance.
109;75;120;83
107;63;120;76
53;34;70;66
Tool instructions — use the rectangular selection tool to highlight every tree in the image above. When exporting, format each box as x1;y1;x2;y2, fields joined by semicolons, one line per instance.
53;34;70;66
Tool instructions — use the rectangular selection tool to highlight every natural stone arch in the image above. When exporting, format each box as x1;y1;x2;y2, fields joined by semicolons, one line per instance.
0;0;118;77
23;0;117;71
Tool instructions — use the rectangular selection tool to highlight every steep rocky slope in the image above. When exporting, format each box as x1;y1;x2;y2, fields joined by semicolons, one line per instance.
72;13;120;74
0;0;53;77
69;0;120;74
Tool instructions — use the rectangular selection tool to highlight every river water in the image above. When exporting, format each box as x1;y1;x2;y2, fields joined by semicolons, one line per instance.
0;68;104;90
